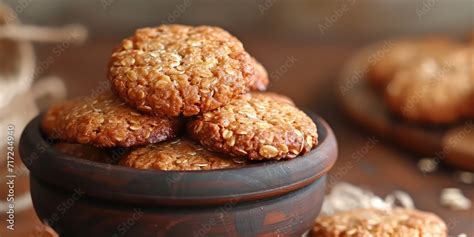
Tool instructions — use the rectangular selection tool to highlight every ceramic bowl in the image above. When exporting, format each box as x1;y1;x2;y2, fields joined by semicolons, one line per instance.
20;113;337;237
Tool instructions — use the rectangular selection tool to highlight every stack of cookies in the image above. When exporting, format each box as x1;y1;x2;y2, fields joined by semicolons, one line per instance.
42;24;318;171
367;36;474;124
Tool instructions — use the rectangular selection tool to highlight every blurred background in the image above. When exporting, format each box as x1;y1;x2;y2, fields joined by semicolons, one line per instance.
4;0;473;40
0;0;473;236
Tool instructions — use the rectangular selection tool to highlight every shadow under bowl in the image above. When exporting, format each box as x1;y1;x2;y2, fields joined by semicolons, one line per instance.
20;112;337;237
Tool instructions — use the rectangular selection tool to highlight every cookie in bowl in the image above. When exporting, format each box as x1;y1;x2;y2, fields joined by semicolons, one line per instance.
384;47;473;123
21;111;337;237
20;23;339;237
108;25;256;117
187;92;318;160
253;91;295;105
312;208;447;237
41;92;183;147
249;57;269;91
119;138;246;171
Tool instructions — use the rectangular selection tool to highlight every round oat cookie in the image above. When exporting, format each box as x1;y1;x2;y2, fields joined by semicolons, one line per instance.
41;92;182;147
52;143;116;163
119;138;246;171
108;24;256;117
187;93;317;160
367;38;460;88
313;208;447;237
249;57;269;91
252;92;294;105
385;47;473;123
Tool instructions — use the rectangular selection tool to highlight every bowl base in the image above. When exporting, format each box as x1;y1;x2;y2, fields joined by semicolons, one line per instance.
31;175;326;237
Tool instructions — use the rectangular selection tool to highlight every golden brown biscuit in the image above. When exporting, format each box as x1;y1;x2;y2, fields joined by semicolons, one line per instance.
249;57;269;91
367;38;460;88
385;47;473;123
252;92;294;105
187;92;317;160
108;25;255;117
42;92;182;147
313;208;447;237
119;138;246;171
52;143;115;163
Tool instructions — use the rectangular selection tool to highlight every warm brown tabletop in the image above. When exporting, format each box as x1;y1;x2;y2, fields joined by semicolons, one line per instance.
4;37;473;236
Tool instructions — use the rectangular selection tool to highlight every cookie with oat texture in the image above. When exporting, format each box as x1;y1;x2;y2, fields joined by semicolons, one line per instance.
42;92;182;147
312;208;447;237
187;92;317;160
249;57;269;91
253;92;294;105
108;24;256;117
119;138;246;171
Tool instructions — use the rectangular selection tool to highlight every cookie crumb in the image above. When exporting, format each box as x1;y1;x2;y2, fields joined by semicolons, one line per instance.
440;188;471;210
417;158;438;174
456;171;474;184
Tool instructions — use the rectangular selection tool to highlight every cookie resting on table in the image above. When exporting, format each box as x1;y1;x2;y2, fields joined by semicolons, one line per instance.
313;208;447;237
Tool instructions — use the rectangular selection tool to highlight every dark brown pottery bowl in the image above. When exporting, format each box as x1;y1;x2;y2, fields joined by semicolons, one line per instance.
20;113;337;237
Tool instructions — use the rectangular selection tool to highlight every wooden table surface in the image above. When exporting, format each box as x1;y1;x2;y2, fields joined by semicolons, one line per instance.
3;37;473;236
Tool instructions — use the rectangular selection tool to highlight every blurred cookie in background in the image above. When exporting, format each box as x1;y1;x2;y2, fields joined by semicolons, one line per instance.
384;47;473;124
367;38;460;89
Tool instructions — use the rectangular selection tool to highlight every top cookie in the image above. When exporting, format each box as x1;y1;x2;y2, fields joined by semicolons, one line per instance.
367;38;460;88
42;92;182;147
187;92;318;160
119;138;246;171
108;25;256;116
385;47;474;123
313;208;447;237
